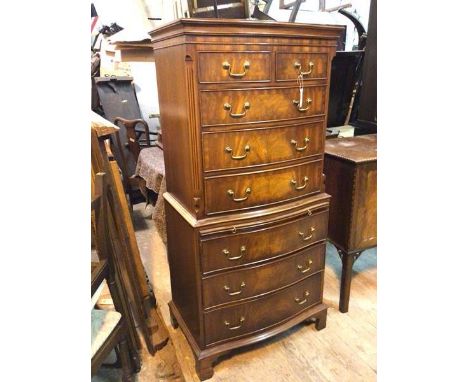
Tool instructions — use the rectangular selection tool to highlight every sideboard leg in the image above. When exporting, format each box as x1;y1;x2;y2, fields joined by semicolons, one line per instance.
339;250;361;313
195;356;217;381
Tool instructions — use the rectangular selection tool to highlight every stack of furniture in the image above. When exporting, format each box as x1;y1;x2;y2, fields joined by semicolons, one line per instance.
150;19;342;380
324;134;377;312
187;0;250;18
94;76;161;208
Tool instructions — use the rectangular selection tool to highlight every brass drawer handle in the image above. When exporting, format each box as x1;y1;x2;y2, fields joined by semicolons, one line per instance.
222;245;246;261
224;102;250;118
294;290;310;305
291;176;308;191
224;316;245;330
224;281;246;296
225;145;250;160
222;60;250;78
294;61;314;76
227;187;251;202
290;137;310;152
297;259;313;273
292;98;312;112
298;227;316;241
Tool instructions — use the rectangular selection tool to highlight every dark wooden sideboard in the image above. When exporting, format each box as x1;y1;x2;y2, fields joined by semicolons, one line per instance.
324;134;377;313
150;19;343;380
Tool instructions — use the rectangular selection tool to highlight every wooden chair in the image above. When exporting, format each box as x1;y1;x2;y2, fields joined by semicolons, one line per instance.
91;172;140;381
113;117;162;208
94;76;161;208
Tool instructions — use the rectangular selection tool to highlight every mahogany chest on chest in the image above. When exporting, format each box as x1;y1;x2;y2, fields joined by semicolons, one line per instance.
150;19;342;380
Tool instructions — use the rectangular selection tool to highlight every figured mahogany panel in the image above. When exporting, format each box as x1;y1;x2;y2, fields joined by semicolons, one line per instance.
349;162;377;250
204;273;323;345
200;209;328;273
198;51;272;83
202;121;324;172
276;52;328;81
323;157;354;250
199;85;326;126
202;243;325;308
204;160;322;214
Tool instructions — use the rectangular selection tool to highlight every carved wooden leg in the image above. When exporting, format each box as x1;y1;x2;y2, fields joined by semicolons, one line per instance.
339;250;361;313
196;356;216;381
314;309;328;331
119;338;134;382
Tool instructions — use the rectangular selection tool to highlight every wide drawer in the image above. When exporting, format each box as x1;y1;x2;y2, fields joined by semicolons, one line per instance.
276;52;328;81
204;160;322;214
204;273;322;345
198;51;271;83
199;86;326;126
201;209;328;273
202;242;325;308
202;121;324;172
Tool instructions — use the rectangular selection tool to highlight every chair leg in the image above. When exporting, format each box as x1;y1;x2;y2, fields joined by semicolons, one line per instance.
119;338;134;382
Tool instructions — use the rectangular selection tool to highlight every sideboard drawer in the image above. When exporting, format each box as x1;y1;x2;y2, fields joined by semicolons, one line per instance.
204;273;323;345
276;52;329;81
199;86;326;126
201;209;329;273
202;243;325;308
204;160;322;214
202;121;324;172
198;51;271;83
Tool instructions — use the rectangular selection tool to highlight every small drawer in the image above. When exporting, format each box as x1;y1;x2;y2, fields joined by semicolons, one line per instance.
199;86;326;126
276;52;328;81
204;160;322;214
202;121;324;172
198;51;271;83
201;209;328;273
202;243;325;308
204;273;322;345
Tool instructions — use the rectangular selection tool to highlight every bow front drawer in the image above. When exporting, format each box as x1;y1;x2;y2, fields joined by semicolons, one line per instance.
199;86;326;126
198;51;271;83
276;52;329;81
200;209;328;274
202;243;325;308
204;273;323;345
202;121;324;172
204;160;322;214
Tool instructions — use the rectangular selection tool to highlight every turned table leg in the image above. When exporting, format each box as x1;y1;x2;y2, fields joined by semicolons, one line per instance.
338;250;361;313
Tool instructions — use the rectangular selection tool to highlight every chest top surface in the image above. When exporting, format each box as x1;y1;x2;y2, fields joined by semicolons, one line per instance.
149;18;344;44
325;134;377;164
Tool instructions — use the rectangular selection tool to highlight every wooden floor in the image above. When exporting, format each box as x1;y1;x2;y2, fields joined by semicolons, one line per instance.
134;205;377;382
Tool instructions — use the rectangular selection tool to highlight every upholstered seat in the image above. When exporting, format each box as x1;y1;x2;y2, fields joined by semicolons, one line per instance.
91;309;122;357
